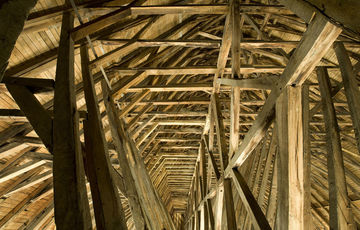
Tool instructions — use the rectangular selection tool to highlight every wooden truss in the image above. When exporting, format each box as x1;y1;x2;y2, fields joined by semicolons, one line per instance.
0;0;360;229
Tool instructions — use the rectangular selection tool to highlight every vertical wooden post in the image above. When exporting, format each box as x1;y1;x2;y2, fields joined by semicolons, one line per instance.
317;67;355;230
334;42;360;154
229;0;241;158
81;45;127;230
199;141;209;230
275;85;305;230
212;94;237;229
53;11;92;230
302;84;312;229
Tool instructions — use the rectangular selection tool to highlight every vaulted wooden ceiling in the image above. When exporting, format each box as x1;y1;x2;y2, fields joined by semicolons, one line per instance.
0;0;360;229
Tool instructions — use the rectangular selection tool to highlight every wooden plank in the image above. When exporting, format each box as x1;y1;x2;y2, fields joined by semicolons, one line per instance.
0;160;46;183
275;86;305;229
0;180;50;228
5;170;52;197
81;45;127;229
302;84;312;229
217;77;275;89
316;67;355;229
225;13;341;174
53;11;92;230
113;66;283;76
334;42;360;154
230;168;271;230
6;84;53;151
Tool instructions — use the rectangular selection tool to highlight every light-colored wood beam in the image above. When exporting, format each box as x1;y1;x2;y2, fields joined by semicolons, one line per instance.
225;13;341;174
275;86;305;229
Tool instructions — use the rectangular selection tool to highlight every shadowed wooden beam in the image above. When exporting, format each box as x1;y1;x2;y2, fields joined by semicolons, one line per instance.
53;11;92;230
6;84;53;152
3;77;54;93
225;13;342;174
231;168;271;230
317;67;355;229
278;0;360;37
0;0;38;81
81;45;128;229
334;42;360;154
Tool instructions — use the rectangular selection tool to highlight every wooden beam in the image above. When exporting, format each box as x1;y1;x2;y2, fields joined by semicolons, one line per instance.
334;42;360;154
0;160;47;184
225;13;341;174
81;45;127;229
302;84;312;229
53;11;92;230
316;67;355;229
6;84;53;152
230;168;271;230
3;77;54;93
211;93;237;229
0;0;38;81
113;66;284;76
275;85;305;229
217;77;275;89
116;118;176;229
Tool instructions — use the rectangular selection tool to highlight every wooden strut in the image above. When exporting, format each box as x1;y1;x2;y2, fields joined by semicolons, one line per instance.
52;10;92;230
81;44;128;230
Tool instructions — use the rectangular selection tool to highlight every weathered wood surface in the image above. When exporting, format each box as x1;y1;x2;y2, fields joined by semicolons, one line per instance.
81;45;128;229
0;0;38;81
53;11;92;230
317;67;355;230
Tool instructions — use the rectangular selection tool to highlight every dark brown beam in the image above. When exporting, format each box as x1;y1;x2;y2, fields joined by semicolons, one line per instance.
0;0;38;81
52;11;92;230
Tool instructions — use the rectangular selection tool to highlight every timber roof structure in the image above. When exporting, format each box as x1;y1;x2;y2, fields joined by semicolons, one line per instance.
0;0;360;229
